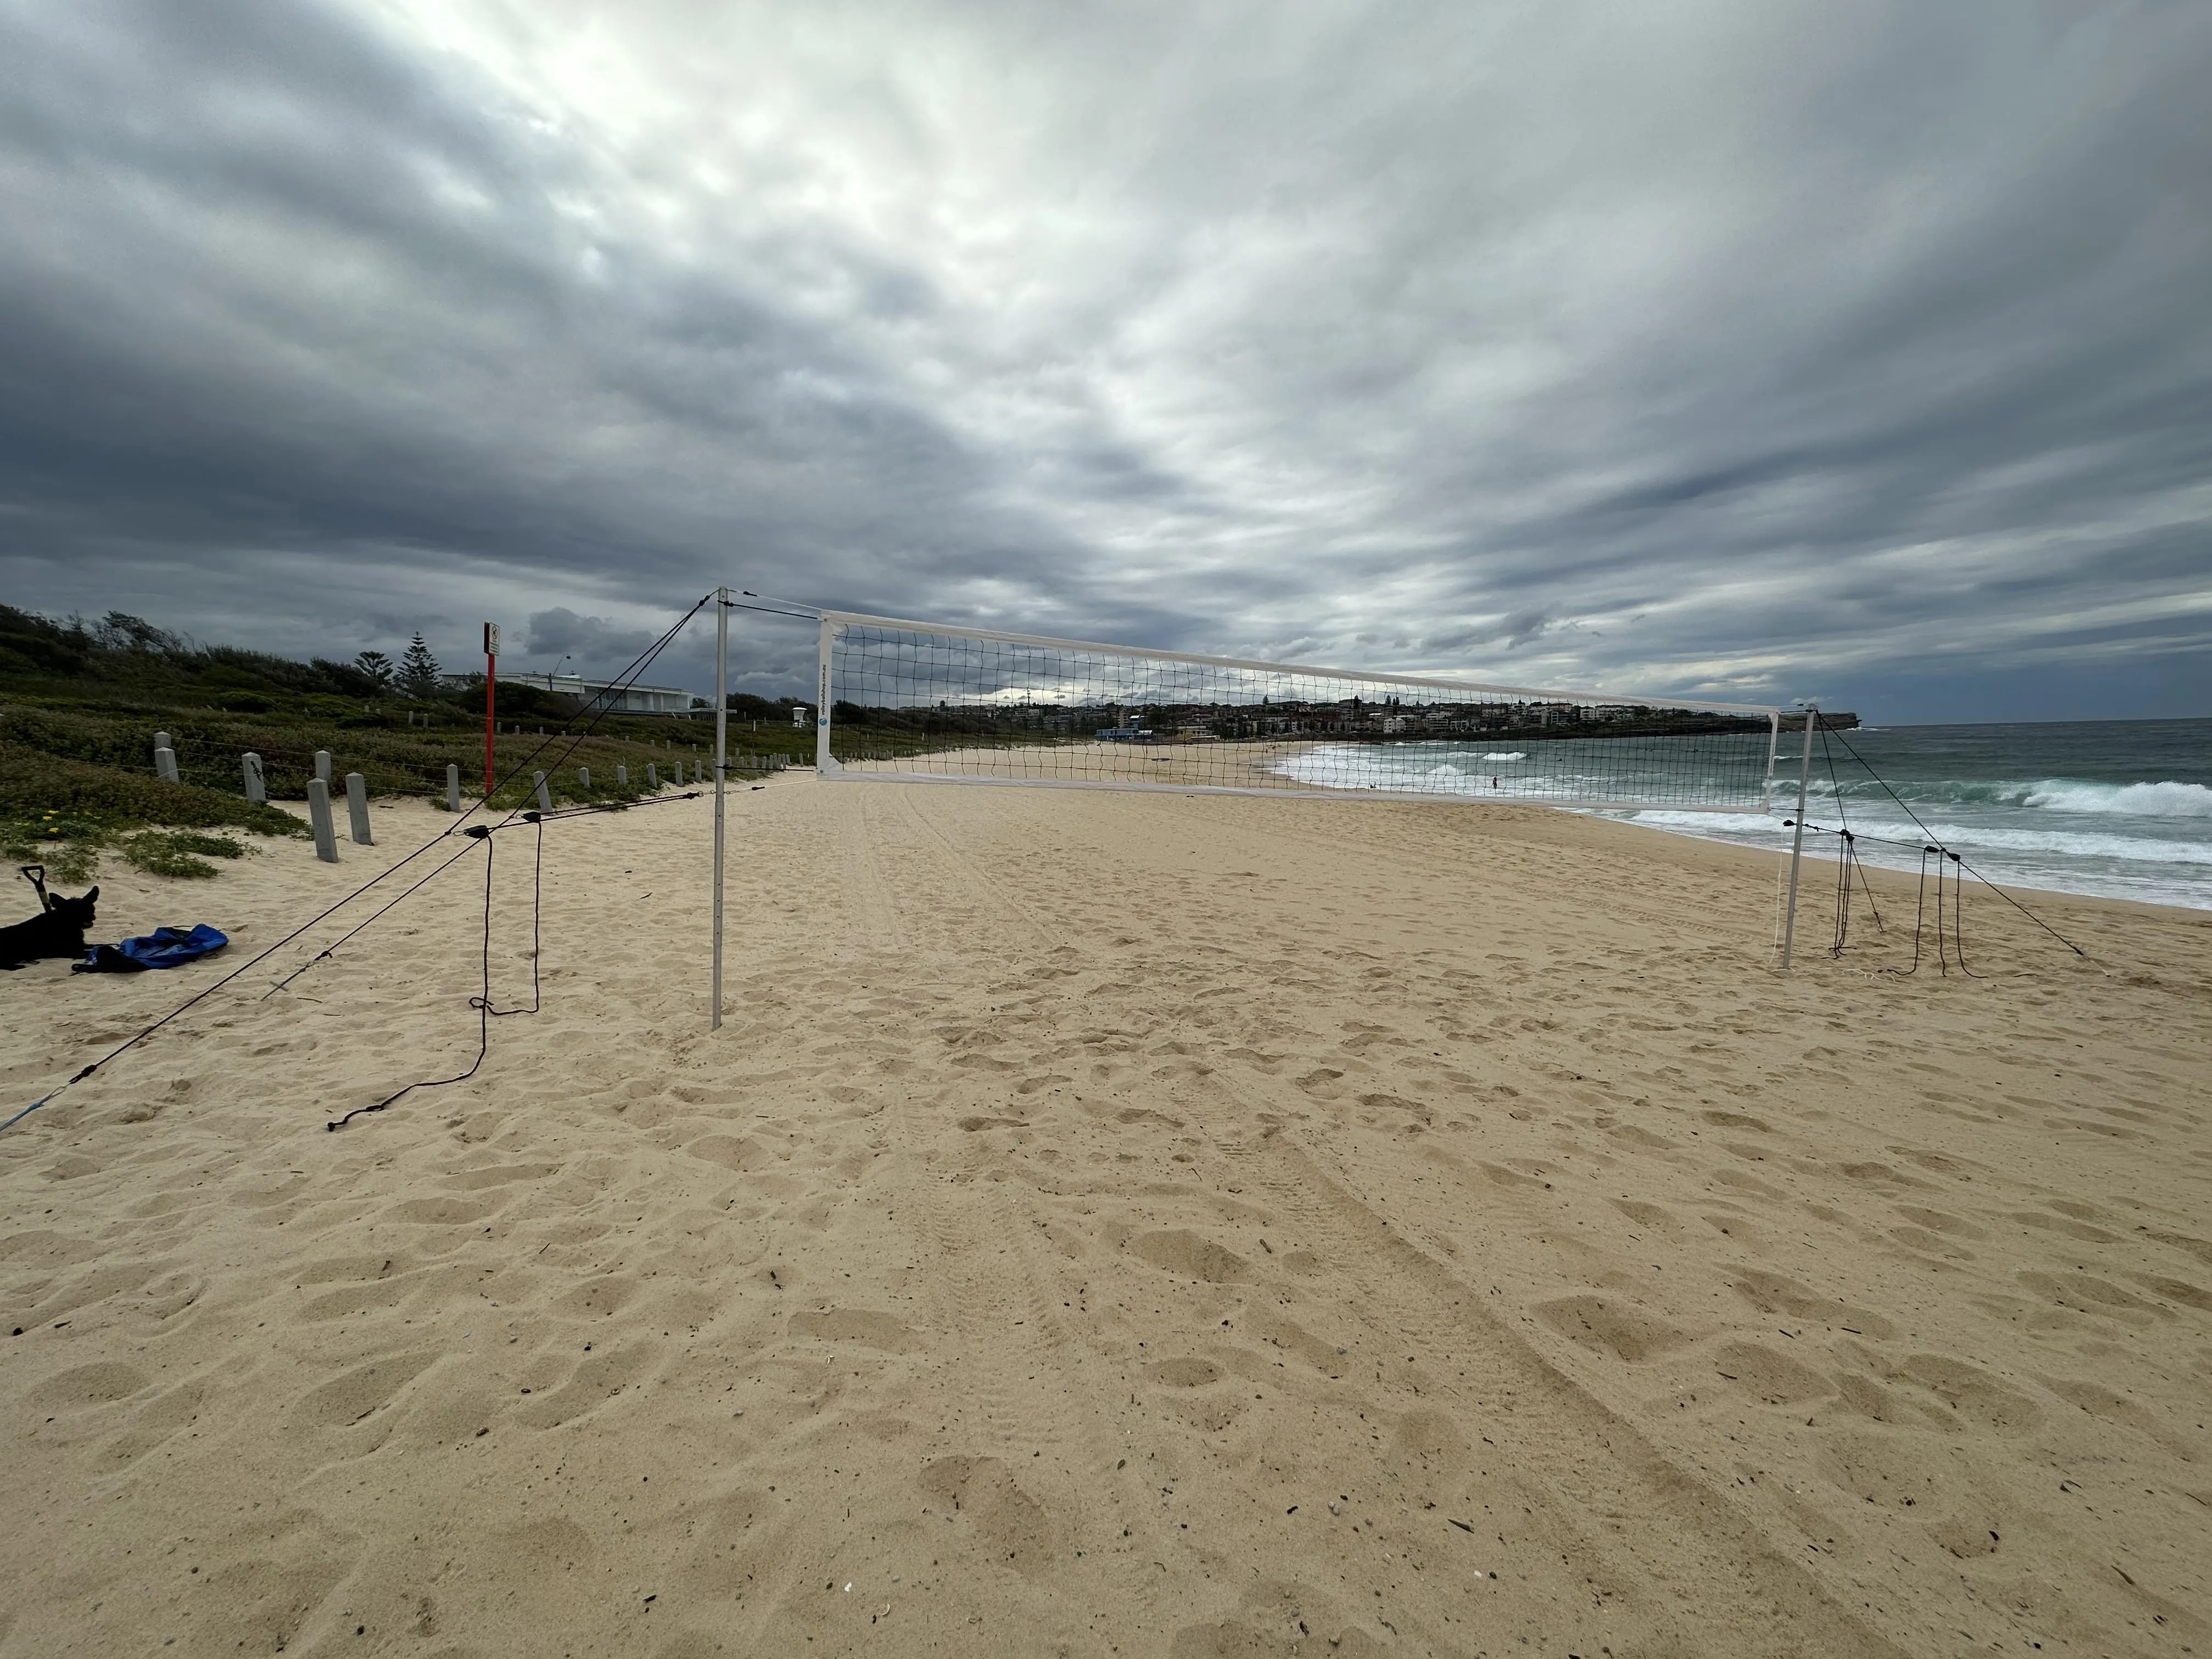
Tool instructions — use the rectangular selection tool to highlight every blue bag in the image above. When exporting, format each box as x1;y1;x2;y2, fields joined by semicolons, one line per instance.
73;924;229;974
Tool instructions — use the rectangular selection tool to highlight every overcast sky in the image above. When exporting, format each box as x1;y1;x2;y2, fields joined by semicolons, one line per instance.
2;1;2207;720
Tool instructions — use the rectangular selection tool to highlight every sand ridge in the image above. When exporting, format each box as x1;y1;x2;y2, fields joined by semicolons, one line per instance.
2;780;2208;1656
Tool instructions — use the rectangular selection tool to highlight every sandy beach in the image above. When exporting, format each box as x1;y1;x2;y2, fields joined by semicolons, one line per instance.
3;776;2208;1657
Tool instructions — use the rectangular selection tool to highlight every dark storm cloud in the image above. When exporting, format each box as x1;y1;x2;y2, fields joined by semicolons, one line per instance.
1;0;2206;717
524;608;661;663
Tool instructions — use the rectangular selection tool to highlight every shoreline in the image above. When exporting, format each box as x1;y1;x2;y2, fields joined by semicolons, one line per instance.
833;739;2211;918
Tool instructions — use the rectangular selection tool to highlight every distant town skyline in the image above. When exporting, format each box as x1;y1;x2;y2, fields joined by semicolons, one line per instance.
2;1;2206;725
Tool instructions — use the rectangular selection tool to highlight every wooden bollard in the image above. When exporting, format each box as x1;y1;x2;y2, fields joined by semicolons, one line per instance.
533;771;552;811
315;749;332;783
243;752;266;802
446;763;461;812
306;777;339;862
345;772;373;844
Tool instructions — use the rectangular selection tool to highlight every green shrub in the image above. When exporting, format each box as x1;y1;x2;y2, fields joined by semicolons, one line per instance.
0;811;106;885
0;740;307;836
121;830;247;878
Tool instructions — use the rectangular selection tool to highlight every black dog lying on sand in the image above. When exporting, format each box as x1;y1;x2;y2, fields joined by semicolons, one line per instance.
0;885;99;969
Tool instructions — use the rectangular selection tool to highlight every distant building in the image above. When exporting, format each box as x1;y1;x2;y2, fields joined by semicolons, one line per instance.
442;669;694;715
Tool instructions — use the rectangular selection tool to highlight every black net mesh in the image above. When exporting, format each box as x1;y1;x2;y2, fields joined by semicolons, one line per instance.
826;622;1778;811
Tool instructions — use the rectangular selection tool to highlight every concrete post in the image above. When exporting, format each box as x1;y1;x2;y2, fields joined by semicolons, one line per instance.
314;749;332;784
345;772;373;844
154;746;179;784
533;770;552;812
243;752;266;802
579;766;591;791
154;730;172;758
647;763;658;789
616;764;627;786
446;763;461;813
307;778;338;862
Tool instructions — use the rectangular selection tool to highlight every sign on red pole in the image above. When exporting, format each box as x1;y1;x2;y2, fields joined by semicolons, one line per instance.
483;622;500;797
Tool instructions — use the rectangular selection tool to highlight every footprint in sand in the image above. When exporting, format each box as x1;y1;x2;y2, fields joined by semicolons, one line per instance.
1610;1199;1689;1236
1710;1341;1831;1405
1128;1230;1249;1283
1392;1407;1471;1465
1894;1206;1989;1240
686;1133;774;1172
1700;1110;1771;1132
1150;1357;1222;1387
2041;1376;2200;1457
2129;1273;2212;1311
1729;1268;1896;1339
1533;1295;1690;1363
917;1457;1056;1576
555;1274;640;1319
441;1160;562;1190
381;1195;499;1227
287;1352;439;1430
1173;1577;1377;1656
2015;1269;2165;1323
28;1361;151;1412
789;1308;913;1350
511;1340;659;1429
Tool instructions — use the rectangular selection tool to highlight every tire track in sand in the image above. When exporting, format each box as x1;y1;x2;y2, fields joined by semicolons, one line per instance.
835;789;909;953
1209;1113;1911;1657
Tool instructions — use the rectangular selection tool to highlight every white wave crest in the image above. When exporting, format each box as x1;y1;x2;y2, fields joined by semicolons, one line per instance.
1620;810;2212;866
2019;780;2212;817
1481;751;1527;762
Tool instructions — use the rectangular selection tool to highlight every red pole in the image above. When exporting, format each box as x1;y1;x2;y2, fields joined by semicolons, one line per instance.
483;622;500;798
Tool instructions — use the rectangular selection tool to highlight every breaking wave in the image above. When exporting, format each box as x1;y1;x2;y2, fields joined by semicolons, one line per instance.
1807;777;2212;817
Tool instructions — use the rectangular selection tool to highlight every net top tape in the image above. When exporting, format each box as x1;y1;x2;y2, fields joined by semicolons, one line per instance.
817;609;1780;718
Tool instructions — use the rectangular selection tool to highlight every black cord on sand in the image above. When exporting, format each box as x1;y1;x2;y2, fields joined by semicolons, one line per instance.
330;789;727;1131
328;817;555;1130
1826;830;1885;958
503;816;546;1018
330;828;501;1130
330;797;613;1130
1783;822;1975;981
5;598;713;1137
1820;723;2086;960
1816;725;1883;958
1881;848;1937;979
261;791;699;1001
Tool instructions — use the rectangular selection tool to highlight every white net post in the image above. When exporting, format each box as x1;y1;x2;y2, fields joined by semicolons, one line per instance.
816;617;837;772
1779;707;1817;971
712;588;730;1030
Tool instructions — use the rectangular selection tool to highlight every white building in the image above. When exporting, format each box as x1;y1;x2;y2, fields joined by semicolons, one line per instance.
443;670;696;715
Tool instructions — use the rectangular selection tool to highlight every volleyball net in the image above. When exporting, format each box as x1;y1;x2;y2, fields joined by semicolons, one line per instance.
811;611;1781;814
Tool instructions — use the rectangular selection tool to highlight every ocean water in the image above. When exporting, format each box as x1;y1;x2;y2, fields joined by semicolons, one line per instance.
1277;719;2212;911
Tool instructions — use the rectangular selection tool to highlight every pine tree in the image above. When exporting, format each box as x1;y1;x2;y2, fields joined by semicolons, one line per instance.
354;648;393;692
398;632;441;699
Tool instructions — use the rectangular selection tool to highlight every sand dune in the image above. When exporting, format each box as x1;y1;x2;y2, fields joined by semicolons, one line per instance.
3;779;2208;1657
